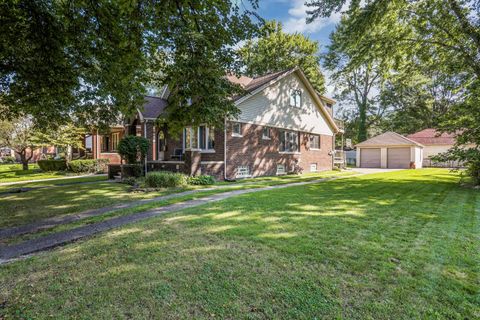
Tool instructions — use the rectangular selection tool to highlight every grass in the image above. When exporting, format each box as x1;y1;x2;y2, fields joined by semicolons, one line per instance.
0;170;352;229
0;164;69;183
0;169;478;319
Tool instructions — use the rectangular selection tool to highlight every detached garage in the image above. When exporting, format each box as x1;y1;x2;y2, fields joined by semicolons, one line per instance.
355;132;423;169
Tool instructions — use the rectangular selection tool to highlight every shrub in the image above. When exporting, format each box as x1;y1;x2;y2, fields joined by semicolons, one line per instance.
145;171;187;188
67;159;109;173
187;175;215;185
1;156;16;164
118;135;149;164
122;176;138;186
37;159;67;171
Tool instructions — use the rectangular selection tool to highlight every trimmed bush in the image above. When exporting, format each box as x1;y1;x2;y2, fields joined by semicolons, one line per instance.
37;159;67;171
145;171;187;188
118;135;149;164
68;159;109;173
187;175;215;185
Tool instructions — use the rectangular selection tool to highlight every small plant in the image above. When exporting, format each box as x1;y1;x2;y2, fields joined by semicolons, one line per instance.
37;159;67;171
145;171;187;188
187;175;216;185
122;176;138;186
0;156;16;164
117;136;149;164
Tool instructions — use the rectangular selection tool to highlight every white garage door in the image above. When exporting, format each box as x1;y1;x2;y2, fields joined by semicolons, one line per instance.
387;148;411;169
360;148;381;168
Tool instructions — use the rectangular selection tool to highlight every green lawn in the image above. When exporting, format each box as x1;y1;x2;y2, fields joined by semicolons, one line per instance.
0;170;351;229
0;163;70;183
1;169;478;319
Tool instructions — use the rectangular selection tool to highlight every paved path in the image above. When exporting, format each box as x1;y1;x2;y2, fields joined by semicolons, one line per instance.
0;174;360;263
0;174;107;186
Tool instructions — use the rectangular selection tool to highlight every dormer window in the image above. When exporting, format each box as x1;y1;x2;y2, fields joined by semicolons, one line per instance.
290;89;302;108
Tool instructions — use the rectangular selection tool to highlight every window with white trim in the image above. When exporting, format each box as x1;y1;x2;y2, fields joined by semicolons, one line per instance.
290;89;302;108
232;122;242;137
262;127;271;140
276;164;286;175
236;165;250;178
310;163;317;172
309;135;320;149
184;126;215;151
279;130;299;152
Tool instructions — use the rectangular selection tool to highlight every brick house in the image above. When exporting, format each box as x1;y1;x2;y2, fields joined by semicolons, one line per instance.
91;67;342;180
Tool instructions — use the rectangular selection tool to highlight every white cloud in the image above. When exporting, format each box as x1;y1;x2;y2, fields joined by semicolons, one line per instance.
283;0;345;34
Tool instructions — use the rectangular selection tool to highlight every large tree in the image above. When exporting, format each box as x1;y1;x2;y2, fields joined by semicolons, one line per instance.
147;1;261;134
1;1;261;133
0;117;42;170
0;0;148;129
308;0;480;183
239;20;325;93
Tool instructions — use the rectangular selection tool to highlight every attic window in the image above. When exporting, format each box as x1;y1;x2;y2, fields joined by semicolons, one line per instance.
290;89;302;108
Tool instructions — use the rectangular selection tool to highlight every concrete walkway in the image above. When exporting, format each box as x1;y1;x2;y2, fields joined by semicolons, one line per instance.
0;174;359;263
0;174;107;186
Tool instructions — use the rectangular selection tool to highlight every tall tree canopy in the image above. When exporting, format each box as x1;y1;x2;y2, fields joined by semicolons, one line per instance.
308;0;480;183
239;20;325;93
1;0;148;128
1;0;261;132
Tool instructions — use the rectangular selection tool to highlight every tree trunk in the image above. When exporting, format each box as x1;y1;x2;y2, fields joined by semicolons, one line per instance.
358;102;368;142
19;152;29;171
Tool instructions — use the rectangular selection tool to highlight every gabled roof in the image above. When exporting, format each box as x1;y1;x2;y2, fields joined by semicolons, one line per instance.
137;96;168;120
135;68;340;133
356;131;423;147
406;128;456;145
232;67;341;133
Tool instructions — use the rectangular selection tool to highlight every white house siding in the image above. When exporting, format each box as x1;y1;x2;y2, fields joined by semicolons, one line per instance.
236;72;334;136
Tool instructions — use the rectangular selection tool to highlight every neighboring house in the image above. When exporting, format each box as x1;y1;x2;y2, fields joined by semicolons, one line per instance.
406;128;475;167
91;67;342;180
355;132;423;169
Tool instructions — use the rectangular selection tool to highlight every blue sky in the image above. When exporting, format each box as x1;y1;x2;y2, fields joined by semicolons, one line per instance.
256;0;342;53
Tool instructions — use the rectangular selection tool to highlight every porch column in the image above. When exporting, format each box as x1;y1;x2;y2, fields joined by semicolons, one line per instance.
184;149;201;176
136;125;142;137
152;125;157;161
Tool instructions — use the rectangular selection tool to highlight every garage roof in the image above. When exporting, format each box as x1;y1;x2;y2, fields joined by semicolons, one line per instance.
355;132;424;147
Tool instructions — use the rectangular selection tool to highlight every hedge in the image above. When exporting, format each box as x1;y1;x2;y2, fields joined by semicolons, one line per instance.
145;171;187;188
67;159;109;173
37;160;67;171
187;175;215;185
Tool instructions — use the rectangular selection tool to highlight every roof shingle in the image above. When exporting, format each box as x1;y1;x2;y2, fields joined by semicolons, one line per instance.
406;129;456;145
356;132;423;147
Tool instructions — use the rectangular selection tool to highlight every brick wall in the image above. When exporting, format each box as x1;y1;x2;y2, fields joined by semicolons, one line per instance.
225;122;333;179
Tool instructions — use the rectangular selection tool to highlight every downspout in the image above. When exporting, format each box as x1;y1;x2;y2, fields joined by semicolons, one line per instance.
224;117;227;180
144;121;147;176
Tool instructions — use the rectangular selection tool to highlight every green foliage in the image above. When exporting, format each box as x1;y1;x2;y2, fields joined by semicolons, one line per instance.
310;0;480;182
187;175;216;185
0;117;44;170
121;176;138;186
0;0;148;128
239;20;325;93
117;136;149;164
67;159;109;174
37;160;67;172
145;171;187;189
1;156;15;164
36;123;87;160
